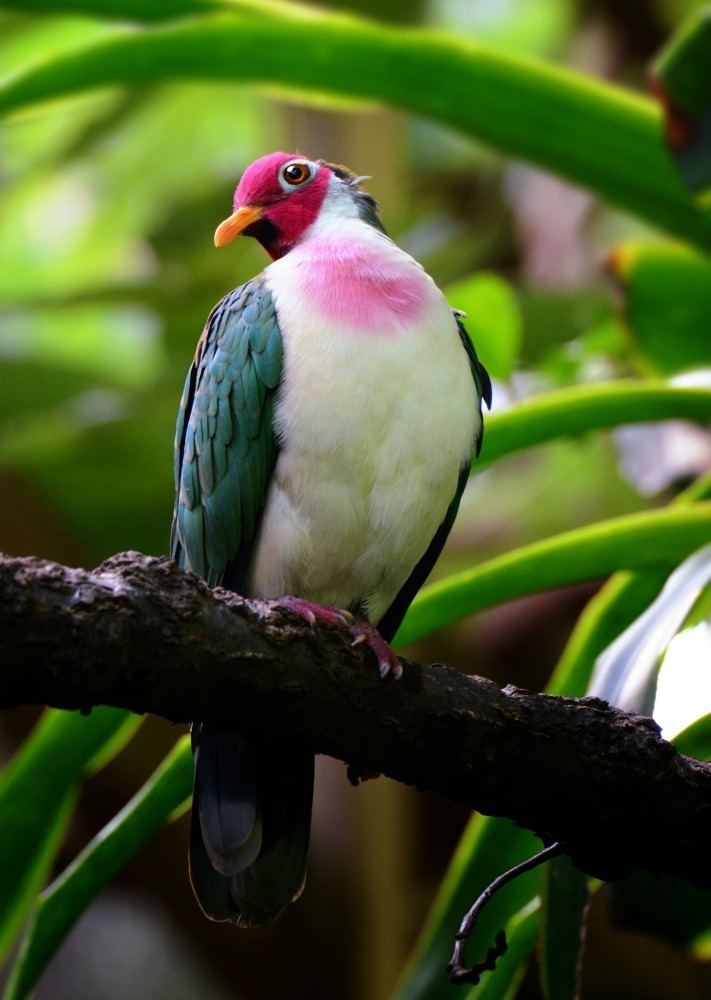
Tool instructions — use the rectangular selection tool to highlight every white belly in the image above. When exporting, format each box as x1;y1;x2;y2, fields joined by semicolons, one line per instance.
246;241;480;624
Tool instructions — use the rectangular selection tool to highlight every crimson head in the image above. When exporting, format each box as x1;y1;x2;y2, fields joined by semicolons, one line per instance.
214;152;382;260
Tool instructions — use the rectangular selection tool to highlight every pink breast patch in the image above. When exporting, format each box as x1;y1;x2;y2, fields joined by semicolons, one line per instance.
300;238;431;333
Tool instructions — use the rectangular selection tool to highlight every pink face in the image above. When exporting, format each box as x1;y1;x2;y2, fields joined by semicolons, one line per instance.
232;152;332;259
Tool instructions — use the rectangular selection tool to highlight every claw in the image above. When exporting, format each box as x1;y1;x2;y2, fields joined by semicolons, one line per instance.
279;596;349;629
382;657;404;681
350;621;403;680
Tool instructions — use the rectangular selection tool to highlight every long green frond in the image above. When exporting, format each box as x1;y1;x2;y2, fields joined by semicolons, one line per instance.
0;7;708;248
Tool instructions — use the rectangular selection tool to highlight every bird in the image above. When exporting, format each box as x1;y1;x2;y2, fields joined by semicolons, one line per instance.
170;151;491;926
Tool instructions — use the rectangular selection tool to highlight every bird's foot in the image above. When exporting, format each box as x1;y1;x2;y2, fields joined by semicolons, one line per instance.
351;621;403;680
278;597;402;680
279;596;354;629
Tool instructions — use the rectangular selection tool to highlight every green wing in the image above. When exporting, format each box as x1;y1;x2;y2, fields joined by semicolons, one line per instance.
171;277;283;587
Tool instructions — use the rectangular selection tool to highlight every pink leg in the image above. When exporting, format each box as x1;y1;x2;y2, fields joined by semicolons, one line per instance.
278;597;403;680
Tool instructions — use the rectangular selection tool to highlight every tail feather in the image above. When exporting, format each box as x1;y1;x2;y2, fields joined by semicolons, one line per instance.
229;749;314;926
189;805;241;922
194;723;262;875
190;724;314;926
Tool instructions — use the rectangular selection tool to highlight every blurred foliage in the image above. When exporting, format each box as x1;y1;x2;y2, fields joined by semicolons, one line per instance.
651;6;711;199
1;5;710;246
1;1;711;999
608;241;711;376
445;273;522;380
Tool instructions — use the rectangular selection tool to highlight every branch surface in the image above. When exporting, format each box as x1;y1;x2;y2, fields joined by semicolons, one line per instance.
2;551;710;889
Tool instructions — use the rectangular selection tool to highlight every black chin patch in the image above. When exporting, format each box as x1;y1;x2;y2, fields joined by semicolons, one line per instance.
243;217;280;253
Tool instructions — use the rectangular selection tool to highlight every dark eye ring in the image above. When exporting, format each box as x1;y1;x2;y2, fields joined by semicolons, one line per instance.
281;162;312;186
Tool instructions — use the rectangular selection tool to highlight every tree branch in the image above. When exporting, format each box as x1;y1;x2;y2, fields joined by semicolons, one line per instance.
2;550;710;889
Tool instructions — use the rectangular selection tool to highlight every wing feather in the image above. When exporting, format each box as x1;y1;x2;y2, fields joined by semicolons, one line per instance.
171;276;283;586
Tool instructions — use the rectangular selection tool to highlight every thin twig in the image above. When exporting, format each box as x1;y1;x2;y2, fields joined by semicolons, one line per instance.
448;842;564;985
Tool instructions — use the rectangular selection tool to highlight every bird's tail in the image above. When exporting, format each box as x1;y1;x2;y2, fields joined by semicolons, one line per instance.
189;722;314;926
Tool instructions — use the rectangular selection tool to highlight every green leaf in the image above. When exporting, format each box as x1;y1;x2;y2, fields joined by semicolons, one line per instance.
4;736;192;1000
0;8;708;249
480;382;711;465
651;7;711;198
673;712;711;759
607;242;711;376
0;788;76;967
85;712;143;773
0;707;140;961
396;504;711;647
445;273;521;380
538;857;588;1000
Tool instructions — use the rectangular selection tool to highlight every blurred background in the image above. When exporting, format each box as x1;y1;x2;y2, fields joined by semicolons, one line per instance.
1;0;710;998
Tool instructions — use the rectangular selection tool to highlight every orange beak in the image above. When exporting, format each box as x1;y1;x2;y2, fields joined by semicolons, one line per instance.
214;205;264;248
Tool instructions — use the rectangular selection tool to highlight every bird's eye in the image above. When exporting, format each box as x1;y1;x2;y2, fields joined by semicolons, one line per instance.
281;161;313;187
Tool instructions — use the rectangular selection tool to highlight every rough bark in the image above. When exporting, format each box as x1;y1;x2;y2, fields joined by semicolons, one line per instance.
2;550;710;889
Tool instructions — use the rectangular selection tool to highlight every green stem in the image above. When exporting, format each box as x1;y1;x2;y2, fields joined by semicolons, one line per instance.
0;7;708;247
481;383;711;465
395;504;711;647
